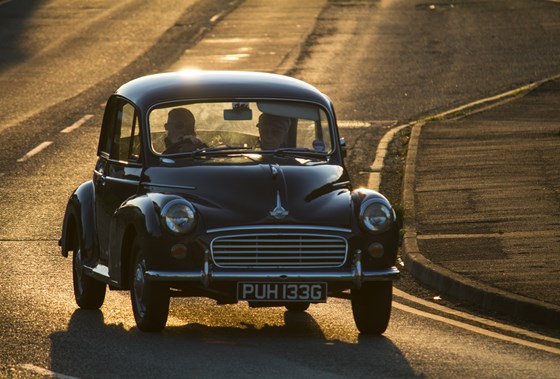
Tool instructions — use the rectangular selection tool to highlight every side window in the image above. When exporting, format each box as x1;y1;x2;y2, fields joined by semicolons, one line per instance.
98;99;117;157
98;98;140;162
116;103;140;162
317;110;332;152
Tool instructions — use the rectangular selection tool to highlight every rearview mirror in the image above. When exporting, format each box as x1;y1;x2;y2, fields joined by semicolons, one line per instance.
224;109;253;120
224;102;253;120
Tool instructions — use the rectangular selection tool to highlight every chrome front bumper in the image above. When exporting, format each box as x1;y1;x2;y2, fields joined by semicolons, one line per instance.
145;250;399;288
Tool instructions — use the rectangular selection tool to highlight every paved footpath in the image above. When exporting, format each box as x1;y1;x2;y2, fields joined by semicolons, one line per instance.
403;78;560;329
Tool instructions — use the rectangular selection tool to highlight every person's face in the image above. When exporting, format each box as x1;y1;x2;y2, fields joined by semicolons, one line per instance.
165;122;185;143
260;123;288;149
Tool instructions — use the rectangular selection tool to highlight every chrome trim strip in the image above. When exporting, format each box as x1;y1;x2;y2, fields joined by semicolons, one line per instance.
142;183;196;191
145;267;400;283
105;177;140;186
92;170;140;186
206;225;352;234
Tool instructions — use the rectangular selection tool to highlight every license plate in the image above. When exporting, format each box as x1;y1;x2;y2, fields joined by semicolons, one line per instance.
237;282;327;302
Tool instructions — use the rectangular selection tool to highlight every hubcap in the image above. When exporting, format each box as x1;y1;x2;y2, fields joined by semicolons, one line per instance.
74;248;84;295
133;260;147;317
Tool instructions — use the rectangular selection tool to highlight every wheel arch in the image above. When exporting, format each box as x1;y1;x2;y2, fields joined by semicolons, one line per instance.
60;181;96;258
61;209;78;257
109;194;161;287
120;225;138;290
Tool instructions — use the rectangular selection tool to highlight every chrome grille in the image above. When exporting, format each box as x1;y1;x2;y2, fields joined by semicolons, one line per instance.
211;233;348;268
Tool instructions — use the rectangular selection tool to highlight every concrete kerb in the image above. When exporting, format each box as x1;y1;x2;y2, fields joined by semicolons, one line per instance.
397;74;560;329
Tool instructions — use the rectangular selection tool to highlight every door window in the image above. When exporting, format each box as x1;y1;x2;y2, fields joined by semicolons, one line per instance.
99;98;141;162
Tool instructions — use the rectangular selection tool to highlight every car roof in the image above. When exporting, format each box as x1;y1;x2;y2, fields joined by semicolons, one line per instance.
115;71;333;111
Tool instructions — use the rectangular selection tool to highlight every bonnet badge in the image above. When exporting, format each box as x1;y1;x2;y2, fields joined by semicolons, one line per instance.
270;191;289;220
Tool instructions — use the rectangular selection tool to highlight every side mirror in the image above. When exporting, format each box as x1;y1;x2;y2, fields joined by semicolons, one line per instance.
339;137;347;158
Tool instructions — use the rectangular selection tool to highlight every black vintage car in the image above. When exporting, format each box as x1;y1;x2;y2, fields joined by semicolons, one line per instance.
59;71;399;334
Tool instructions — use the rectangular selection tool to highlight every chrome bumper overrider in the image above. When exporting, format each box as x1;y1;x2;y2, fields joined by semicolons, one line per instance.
145;250;399;288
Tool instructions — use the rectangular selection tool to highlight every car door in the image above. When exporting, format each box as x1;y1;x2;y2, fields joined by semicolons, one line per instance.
94;97;142;261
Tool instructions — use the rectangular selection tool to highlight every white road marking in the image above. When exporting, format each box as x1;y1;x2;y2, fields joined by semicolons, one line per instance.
393;302;560;355
16;141;54;163
18;364;79;379
338;121;371;127
367;123;412;190
210;12;223;23
417;230;559;239
338;120;398;128
15;113;93;163
394;288;560;345
60;114;93;133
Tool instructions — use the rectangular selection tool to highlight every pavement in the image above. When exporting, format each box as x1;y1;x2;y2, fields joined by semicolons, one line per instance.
402;77;560;329
167;0;560;329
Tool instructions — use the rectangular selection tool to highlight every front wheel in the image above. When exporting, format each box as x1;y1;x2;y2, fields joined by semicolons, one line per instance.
130;241;170;332
351;282;392;335
72;234;106;309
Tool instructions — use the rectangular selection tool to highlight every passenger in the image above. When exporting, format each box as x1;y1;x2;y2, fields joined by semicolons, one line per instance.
163;108;206;154
257;113;294;150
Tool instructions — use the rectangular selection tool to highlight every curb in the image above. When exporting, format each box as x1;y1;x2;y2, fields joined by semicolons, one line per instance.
399;75;560;329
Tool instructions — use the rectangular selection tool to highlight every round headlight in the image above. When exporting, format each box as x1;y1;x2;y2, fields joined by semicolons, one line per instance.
360;200;393;233
161;200;196;235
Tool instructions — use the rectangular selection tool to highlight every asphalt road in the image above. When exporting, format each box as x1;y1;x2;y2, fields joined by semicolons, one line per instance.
0;0;559;378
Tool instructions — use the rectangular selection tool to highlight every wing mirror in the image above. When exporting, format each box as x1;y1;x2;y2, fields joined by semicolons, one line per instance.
339;137;347;158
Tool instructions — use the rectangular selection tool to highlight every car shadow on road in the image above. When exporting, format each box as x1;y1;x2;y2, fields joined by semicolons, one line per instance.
50;308;421;378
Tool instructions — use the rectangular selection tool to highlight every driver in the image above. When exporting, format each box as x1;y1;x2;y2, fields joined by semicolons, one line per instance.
164;108;206;154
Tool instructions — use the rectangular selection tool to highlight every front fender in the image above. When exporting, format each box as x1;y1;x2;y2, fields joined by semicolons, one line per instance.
113;194;163;241
350;188;399;267
108;193;186;286
60;181;96;258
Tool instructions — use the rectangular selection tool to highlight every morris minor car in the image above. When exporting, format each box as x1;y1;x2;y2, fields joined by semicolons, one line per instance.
59;71;399;334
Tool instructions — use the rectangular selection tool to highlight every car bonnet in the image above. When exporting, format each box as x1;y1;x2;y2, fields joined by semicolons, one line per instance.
142;163;352;230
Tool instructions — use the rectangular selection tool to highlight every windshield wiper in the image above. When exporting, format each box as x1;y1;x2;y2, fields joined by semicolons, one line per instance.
166;146;328;159
270;147;328;158
174;146;255;157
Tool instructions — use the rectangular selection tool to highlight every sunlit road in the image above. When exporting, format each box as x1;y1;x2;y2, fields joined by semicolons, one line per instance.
1;0;559;377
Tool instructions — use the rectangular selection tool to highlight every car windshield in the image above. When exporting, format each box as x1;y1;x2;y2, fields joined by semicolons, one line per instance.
148;101;333;156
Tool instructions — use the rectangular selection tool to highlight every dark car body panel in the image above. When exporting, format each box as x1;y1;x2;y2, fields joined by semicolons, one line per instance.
141;162;351;230
116;71;333;112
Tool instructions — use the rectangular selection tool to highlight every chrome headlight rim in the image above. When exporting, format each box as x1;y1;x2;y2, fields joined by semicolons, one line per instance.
160;199;197;235
359;198;394;234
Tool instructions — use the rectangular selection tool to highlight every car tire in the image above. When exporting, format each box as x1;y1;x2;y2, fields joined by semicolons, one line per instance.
130;240;170;332
351;281;392;335
72;233;106;309
285;302;310;312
